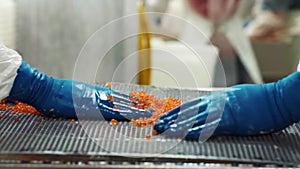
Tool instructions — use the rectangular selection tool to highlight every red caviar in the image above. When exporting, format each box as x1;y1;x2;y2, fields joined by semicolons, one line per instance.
152;130;158;135
107;96;114;102
129;91;182;127
145;134;151;140
0;99;41;115
110;119;119;125
105;82;112;88
113;105;120;110
70;119;76;124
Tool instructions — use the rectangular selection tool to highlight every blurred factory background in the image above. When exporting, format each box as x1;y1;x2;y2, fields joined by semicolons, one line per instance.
1;0;300;88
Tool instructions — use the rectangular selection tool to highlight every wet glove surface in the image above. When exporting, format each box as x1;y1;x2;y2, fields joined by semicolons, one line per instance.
7;61;151;120
154;72;300;139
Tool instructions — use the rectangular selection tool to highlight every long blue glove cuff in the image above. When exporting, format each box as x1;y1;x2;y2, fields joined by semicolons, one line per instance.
275;72;300;122
222;72;300;135
7;61;56;109
7;61;127;120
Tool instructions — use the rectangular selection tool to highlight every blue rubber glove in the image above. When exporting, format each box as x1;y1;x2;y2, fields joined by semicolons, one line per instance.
7;61;151;120
154;72;300;139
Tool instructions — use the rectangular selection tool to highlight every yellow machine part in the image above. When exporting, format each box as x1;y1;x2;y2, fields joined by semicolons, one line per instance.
137;0;151;85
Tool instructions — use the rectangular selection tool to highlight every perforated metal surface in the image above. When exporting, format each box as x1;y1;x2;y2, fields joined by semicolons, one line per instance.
0;83;299;167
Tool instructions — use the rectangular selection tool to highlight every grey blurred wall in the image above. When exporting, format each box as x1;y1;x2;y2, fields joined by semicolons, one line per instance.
15;0;137;84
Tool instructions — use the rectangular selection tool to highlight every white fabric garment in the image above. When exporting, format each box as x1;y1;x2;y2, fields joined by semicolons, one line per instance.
182;0;263;84
0;42;22;100
298;60;300;72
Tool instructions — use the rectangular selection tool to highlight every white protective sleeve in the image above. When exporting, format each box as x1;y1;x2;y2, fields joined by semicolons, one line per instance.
0;42;22;100
298;60;300;72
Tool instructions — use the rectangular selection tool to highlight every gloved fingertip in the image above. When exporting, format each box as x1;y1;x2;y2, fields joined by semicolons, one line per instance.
156;118;167;125
148;108;155;113
185;131;201;140
159;106;180;118
142;109;153;118
153;122;169;133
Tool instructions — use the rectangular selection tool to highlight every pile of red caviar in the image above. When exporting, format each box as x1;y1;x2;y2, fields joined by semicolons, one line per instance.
104;82;182;128
0;99;41;115
129;90;182;127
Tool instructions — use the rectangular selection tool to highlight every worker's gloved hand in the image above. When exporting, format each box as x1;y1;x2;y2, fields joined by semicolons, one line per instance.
7;61;152;120
154;72;300;139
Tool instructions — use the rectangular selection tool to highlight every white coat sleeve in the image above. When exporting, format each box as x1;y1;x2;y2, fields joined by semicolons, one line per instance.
298;60;300;72
0;42;22;100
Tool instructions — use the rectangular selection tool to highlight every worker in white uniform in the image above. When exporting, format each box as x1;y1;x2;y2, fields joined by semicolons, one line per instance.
1;42;300;138
0;42;151;121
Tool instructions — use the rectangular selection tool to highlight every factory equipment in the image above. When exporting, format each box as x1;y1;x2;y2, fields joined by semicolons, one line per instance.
0;83;299;168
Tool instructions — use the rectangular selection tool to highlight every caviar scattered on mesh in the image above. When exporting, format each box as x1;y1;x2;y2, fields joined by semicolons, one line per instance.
145;134;151;140
152;130;158;135
102;82;182;129
129;90;182;127
113;105;120;110
105;82;112;88
0;99;41;115
107;96;114;102
70;119;76;124
110;119;119;125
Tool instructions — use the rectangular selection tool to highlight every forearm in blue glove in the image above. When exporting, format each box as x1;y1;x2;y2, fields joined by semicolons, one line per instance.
154;72;300;139
7;61;151;120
